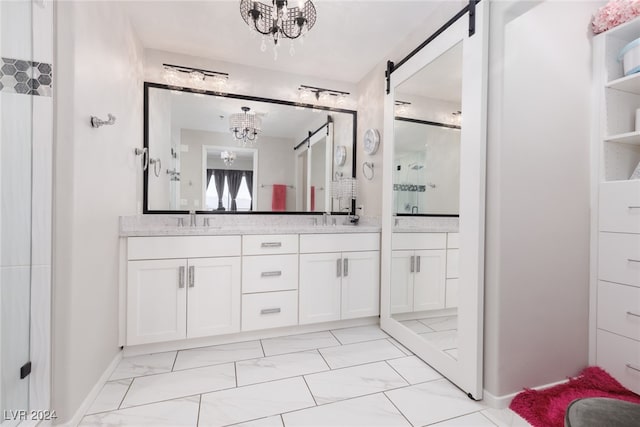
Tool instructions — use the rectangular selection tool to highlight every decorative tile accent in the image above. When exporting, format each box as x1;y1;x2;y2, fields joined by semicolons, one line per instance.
0;57;52;97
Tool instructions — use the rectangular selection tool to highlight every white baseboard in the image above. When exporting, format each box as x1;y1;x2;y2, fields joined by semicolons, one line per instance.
58;351;123;427
482;377;571;409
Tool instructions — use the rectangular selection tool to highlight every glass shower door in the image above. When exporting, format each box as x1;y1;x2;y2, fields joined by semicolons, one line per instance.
1;0;34;424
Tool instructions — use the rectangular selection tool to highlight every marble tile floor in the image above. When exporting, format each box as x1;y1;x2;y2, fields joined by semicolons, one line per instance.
80;325;530;427
400;316;459;360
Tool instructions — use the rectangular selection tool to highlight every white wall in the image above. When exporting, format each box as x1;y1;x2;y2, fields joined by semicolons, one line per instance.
53;1;143;422
483;1;599;400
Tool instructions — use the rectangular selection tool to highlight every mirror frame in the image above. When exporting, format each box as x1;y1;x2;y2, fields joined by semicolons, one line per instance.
142;81;358;215
380;1;488;399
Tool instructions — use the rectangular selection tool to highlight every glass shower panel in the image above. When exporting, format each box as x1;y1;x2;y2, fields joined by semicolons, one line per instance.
1;0;33;422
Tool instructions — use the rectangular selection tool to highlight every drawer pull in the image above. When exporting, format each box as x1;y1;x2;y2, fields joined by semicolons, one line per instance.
261;242;282;248
410;256;415;273
343;258;349;277
626;363;640;373
178;266;185;289
337;258;342;277
261;271;282;277
627;259;640;263
260;308;281;315
628;206;640;209
416;255;421;273
626;311;640;318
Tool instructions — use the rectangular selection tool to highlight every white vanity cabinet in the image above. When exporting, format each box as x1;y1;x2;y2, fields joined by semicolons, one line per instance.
299;233;380;324
126;236;241;346
391;233;447;314
241;234;299;332
446;233;460;308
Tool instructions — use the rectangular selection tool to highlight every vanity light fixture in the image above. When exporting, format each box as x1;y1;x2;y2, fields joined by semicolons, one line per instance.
298;85;349;107
240;0;317;59
162;64;229;91
221;151;237;166
229;106;262;146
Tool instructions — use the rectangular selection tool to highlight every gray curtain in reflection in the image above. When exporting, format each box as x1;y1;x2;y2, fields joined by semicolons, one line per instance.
227;170;244;211
206;169;214;189
245;171;253;211
213;169;226;210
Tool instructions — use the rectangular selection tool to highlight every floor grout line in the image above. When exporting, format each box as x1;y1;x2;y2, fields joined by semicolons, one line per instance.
421;409;485;426
301;375;319;406
171;350;179;372
234;361;238;388
315;348;333;370
382;391;416;427
384;360;412;386
196;394;202;427
116;378;135;410
259;338;266;357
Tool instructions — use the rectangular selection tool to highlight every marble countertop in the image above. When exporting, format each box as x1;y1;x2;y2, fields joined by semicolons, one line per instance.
393;216;459;233
120;215;381;237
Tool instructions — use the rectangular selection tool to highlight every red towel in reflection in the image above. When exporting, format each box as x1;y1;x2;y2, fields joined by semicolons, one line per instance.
272;184;287;211
311;186;315;211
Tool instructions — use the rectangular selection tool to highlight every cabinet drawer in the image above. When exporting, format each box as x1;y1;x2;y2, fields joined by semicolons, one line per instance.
446;249;459;279
392;233;446;250
596;329;640;395
128;236;241;260
600;181;640;233
300;233;380;253
242;254;298;293
599;232;640;286
447;233;460;249
241;291;298;331
243;234;298;255
597;281;640;340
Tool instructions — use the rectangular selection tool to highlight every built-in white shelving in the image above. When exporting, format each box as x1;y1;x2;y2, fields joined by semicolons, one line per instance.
604;130;640;145
606;72;640;95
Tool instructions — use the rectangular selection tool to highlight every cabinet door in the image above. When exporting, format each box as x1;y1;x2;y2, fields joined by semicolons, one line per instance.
127;259;187;345
299;253;342;324
390;250;414;314
341;251;380;319
187;257;241;338
413;249;446;311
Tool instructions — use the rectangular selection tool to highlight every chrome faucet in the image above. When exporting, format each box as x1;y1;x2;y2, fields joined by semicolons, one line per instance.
189;210;197;227
411;206;419;214
322;212;329;226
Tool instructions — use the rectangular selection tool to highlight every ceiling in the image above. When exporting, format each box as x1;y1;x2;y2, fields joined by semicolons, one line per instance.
123;1;442;84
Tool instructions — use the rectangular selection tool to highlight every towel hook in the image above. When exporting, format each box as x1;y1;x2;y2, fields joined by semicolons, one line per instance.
90;113;116;128
134;147;148;171
149;158;162;177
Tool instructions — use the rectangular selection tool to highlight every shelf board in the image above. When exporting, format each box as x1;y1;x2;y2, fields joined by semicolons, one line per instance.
607;73;640;94
604;131;640;145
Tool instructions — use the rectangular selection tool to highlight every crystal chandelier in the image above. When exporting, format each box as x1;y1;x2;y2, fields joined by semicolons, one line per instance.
221;151;237;166
229;107;262;146
240;0;317;58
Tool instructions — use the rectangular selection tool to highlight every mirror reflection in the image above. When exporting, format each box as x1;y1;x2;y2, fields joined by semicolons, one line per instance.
393;42;462;216
391;41;462;359
145;84;355;213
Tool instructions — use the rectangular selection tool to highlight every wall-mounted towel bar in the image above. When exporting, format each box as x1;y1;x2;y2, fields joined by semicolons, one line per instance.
261;184;295;189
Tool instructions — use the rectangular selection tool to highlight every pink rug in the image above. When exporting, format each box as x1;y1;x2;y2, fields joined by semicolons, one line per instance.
509;366;640;427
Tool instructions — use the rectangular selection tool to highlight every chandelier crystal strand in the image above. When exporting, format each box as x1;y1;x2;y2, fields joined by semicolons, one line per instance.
289;41;295;56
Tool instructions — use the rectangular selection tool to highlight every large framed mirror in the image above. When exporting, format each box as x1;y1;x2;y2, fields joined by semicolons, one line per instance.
381;1;488;399
143;82;357;214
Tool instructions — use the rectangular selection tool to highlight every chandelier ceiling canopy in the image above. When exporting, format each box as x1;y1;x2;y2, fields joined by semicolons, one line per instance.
229;106;262;146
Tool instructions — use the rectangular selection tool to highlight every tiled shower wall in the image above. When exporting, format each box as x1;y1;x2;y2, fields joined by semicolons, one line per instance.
0;0;52;417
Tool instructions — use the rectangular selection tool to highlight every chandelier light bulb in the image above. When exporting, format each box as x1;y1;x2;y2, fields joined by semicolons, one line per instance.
164;68;181;86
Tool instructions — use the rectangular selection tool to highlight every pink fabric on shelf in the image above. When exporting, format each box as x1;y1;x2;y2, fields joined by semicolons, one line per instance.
310;186;315;211
271;184;287;211
509;366;640;427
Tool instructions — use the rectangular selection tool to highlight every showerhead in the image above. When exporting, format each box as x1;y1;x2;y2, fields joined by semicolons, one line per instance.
409;163;424;170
